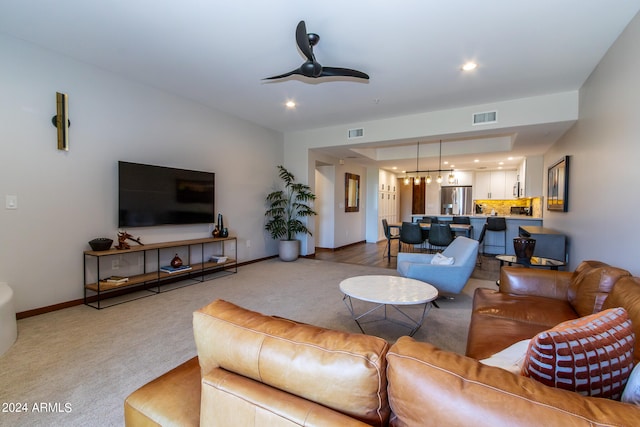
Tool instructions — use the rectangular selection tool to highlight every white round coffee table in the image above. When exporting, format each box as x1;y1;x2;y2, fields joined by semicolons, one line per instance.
339;275;438;336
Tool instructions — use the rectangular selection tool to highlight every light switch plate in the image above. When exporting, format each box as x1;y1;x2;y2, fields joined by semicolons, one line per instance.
5;195;17;209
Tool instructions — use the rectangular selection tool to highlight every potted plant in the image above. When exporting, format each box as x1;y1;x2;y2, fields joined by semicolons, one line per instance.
265;165;317;261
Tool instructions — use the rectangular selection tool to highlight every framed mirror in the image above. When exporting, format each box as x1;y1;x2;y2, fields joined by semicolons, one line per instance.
547;156;569;212
345;173;360;212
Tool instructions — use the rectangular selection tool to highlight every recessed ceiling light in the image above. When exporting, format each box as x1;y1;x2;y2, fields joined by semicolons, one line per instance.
499;161;504;165
462;62;478;71
443;161;449;165
285;100;296;109
474;159;479;163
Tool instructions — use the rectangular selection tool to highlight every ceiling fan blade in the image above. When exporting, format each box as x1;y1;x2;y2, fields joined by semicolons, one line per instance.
262;69;301;80
320;67;370;80
295;20;314;62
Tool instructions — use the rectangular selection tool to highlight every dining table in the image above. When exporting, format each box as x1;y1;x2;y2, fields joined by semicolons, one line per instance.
385;222;474;260
389;222;473;237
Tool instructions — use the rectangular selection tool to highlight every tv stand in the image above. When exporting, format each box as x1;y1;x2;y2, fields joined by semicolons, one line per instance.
83;236;237;309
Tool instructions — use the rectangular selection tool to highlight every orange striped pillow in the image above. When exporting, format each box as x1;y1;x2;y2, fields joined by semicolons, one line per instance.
522;307;635;400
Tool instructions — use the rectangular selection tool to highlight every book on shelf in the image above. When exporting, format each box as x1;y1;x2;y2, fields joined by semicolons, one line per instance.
101;275;129;284
160;265;192;274
210;255;228;263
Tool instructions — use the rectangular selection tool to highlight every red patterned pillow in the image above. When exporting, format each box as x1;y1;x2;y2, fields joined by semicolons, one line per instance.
522;307;635;399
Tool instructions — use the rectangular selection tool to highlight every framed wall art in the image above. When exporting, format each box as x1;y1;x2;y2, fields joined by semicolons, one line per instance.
547;156;569;212
345;173;360;212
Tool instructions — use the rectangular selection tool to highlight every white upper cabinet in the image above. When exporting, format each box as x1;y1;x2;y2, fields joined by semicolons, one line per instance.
519;156;544;197
474;170;518;199
445;170;473;186
475;171;492;199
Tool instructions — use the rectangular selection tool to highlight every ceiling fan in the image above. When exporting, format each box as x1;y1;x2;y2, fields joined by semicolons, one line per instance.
264;20;369;81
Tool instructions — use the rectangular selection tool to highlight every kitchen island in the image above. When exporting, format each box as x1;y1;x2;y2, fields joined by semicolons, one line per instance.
411;214;542;255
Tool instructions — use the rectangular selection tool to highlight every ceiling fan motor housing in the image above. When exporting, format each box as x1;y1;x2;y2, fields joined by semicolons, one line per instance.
301;61;323;77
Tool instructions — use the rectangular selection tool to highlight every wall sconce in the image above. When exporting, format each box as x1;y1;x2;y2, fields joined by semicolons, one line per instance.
51;92;70;151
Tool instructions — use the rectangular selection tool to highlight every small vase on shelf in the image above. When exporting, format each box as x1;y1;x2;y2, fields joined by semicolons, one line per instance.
170;254;183;268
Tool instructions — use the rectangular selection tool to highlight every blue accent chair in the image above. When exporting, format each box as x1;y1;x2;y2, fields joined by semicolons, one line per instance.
396;236;479;295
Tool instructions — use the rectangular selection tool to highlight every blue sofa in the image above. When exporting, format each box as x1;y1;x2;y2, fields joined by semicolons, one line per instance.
396;236;479;294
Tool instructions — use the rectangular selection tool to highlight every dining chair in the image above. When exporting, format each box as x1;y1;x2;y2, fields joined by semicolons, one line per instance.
418;218;431;247
428;223;454;253
382;218;400;260
452;216;471;237
452;216;471;224
399;222;425;252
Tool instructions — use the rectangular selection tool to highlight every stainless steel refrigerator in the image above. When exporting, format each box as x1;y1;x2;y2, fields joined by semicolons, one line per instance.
440;186;473;215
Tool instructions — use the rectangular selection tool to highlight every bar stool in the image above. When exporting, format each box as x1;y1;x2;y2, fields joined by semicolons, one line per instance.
484;217;507;255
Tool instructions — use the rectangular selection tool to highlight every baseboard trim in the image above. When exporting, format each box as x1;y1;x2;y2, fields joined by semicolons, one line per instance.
16;256;278;319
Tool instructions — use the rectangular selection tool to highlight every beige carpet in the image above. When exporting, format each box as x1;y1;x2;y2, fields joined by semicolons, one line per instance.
0;258;493;426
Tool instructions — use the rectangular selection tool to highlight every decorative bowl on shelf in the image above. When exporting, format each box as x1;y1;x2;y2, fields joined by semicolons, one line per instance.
89;238;113;251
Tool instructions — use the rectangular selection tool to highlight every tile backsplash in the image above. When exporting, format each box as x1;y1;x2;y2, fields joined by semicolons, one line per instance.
474;197;543;217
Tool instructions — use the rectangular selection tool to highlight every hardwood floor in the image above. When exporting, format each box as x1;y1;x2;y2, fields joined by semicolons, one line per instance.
312;239;501;282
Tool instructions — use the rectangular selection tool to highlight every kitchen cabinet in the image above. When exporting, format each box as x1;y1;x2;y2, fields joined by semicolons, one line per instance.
505;170;517;198
378;170;399;240
519;156;543;197
447;170;473;186
474;170;518;199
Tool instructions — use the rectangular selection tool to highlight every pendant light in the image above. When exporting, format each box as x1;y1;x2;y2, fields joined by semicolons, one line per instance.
436;140;443;183
414;141;421;185
404;139;454;185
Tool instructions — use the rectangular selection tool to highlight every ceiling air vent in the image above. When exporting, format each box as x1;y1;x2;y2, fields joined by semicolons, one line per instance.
472;111;497;125
348;128;364;139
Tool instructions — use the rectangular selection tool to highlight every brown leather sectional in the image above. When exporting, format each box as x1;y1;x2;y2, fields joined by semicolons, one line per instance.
125;261;640;426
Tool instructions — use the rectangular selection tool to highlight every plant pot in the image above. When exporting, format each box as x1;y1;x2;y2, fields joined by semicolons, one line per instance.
279;240;300;262
513;237;536;262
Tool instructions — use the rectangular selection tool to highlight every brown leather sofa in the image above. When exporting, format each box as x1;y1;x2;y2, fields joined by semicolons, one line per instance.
125;261;640;426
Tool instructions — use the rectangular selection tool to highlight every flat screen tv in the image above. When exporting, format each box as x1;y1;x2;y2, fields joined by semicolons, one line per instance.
118;161;215;227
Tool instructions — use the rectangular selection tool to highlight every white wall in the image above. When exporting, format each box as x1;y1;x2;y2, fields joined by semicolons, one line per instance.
0;35;284;312
314;165;335;248
333;162;367;247
544;12;640;275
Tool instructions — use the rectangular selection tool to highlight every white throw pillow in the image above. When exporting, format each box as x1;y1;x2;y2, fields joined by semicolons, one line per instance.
431;253;454;265
480;339;531;374
622;364;640;404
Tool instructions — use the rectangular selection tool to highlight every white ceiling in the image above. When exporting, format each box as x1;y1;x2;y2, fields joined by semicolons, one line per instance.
2;1;639;172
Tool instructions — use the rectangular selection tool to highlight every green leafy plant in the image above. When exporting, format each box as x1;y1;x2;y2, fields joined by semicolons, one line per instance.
265;165;317;241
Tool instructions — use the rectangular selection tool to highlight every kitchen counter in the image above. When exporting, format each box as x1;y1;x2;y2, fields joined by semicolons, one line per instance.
411;214;542;221
518;226;567;262
410;214;543;255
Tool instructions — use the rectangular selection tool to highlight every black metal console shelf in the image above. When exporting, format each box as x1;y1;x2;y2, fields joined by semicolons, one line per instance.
83;236;237;309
